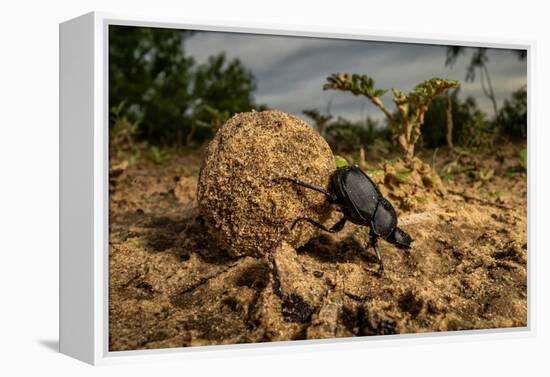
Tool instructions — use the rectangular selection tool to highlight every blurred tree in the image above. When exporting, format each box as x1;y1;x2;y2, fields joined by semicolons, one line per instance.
422;94;491;148
109;26;260;146
189;53;259;144
445;92;454;149
109;26;195;145
325;117;365;153
496;86;527;139
324;116;391;154
446;47;497;118
422;93;454;148
445;46;526;119
302;108;333;138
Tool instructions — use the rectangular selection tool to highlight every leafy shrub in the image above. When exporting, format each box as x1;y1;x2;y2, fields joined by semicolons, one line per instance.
109;103;143;165
148;146;170;164
458;109;494;149
422;95;493;149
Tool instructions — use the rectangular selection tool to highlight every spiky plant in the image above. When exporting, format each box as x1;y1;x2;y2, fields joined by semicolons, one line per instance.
324;73;460;161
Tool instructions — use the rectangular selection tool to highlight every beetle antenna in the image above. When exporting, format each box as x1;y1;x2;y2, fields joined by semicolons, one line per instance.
272;177;335;201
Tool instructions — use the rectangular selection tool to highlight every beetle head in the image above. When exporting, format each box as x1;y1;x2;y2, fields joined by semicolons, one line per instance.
386;226;412;249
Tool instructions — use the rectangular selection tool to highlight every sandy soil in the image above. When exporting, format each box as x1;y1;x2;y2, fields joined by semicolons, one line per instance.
108;143;527;351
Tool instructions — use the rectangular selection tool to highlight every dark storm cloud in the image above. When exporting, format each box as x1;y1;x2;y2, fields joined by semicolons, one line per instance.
185;31;527;122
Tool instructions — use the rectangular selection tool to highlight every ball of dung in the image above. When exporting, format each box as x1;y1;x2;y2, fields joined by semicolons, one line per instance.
197;110;335;257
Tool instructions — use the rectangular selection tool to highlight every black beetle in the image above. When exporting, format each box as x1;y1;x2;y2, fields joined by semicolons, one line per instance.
275;165;412;271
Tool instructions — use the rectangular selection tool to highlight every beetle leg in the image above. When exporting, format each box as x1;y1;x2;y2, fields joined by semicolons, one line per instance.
292;216;347;233
369;229;385;272
273;177;336;202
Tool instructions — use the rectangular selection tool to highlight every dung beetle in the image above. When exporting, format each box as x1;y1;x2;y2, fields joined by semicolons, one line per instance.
275;165;412;271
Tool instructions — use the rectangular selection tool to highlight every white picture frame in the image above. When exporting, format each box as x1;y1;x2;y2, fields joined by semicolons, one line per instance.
59;11;534;365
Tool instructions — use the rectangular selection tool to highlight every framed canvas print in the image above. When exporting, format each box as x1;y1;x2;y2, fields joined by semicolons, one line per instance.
59;11;532;365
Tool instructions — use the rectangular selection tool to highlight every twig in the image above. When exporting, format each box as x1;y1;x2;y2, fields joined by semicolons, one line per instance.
431;147;439;171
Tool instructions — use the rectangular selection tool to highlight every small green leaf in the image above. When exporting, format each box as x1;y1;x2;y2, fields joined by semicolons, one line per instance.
335;155;349;168
324;73;387;99
395;169;412;184
149;146;170;164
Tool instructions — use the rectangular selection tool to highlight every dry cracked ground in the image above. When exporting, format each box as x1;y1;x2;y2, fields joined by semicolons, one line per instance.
108;143;527;351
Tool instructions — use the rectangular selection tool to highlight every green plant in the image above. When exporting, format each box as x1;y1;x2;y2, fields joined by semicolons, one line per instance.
392;168;413;184
459;110;494;149
188;105;231;146
148;146;170;164
334;155;349;168
519;148;527;171
439;161;476;181
109;102;143;165
324;73;459;162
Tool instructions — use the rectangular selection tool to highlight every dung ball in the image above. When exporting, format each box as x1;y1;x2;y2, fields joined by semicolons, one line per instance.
197;110;335;257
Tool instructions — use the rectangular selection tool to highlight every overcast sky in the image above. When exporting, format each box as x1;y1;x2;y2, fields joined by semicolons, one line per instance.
185;31;527;123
